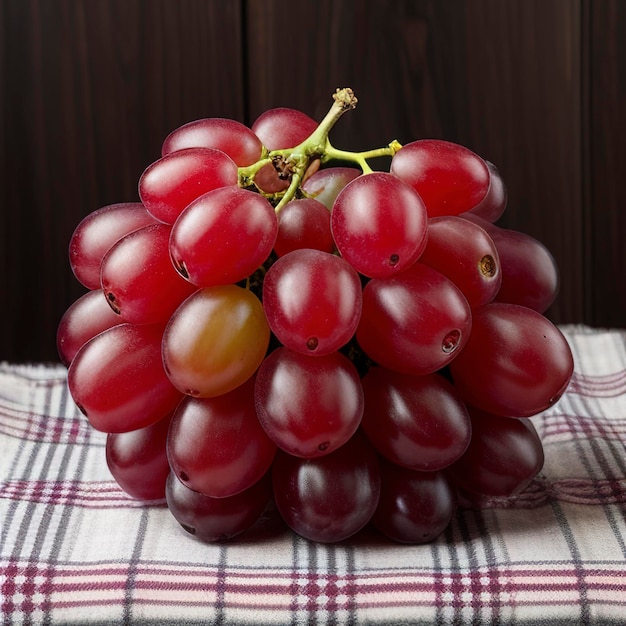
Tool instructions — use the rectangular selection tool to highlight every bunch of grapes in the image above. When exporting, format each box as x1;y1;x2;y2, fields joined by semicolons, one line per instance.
58;88;574;544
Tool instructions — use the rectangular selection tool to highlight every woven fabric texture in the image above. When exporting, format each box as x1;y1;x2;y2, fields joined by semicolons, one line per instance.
1;325;625;625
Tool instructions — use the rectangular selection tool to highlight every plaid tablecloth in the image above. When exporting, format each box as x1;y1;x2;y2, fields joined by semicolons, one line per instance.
1;324;625;625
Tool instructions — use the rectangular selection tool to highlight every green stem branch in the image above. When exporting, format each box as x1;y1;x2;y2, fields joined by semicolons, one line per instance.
237;156;272;188
235;88;403;209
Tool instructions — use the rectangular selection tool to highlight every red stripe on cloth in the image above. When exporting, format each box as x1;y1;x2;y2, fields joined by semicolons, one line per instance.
0;480;162;508
0;403;93;445
1;558;625;618
540;412;626;441
567;370;626;398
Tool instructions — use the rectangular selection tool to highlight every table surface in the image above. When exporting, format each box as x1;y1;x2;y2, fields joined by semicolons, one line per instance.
1;325;626;625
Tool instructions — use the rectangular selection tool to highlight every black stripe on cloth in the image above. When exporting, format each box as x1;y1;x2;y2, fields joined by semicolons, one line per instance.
429;533;445;624
456;509;482;623
289;529;304;625
442;513;464;624
305;536;319;624
122;507;150;625
213;543;228;625
326;541;339;626
549;498;591;625
474;508;505;624
345;541;358;624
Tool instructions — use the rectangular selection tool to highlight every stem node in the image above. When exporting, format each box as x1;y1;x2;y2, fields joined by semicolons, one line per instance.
333;87;358;111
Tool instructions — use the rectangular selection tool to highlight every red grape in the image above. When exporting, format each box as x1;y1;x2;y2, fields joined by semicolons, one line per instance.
251;107;318;194
273;198;334;257
449;302;574;417
166;471;272;542
167;378;276;498
69;202;157;289
169;186;277;287
331;172;428;278
360;367;471;471
462;215;560;312
301;166;361;209
262;248;362;355
56;290;122;366
252;106;318;149
139;148;238;224
68;323;183;433
106;412;172;500
419;215;501;307
357;262;472;375
372;459;457;544
447;408;544;498
255;348;364;457
390;139;490;217
100;223;197;323
459;212;497;232
162;285;270;398
463;160;507;223
249;164;289;194
272;432;380;543
490;227;560;313
161;117;263;166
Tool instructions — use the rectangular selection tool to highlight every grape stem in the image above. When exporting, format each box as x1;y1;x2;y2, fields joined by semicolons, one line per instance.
322;140;404;174
237;88;403;212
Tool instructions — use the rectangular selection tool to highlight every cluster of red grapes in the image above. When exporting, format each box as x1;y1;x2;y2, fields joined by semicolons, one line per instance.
58;89;574;544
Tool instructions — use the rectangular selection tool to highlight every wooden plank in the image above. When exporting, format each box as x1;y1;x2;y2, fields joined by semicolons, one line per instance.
1;0;245;361
462;0;584;324
4;0;623;361
244;0;448;149
587;0;626;328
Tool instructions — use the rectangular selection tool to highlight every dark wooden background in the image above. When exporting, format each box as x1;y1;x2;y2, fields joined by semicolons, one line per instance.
1;0;625;362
